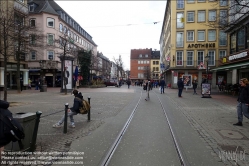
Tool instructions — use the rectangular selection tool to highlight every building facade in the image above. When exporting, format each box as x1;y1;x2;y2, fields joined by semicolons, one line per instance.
160;0;229;88
130;48;160;82
27;0;97;87
0;0;29;90
211;1;249;84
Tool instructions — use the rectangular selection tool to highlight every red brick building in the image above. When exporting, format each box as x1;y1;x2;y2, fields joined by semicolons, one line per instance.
130;48;152;82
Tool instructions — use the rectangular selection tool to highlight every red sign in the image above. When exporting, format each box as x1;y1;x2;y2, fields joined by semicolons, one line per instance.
198;62;206;69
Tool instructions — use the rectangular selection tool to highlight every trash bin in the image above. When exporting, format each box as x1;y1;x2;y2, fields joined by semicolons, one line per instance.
40;85;47;92
4;112;36;152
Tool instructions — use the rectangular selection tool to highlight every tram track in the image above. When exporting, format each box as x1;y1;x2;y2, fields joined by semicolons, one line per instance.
98;89;189;166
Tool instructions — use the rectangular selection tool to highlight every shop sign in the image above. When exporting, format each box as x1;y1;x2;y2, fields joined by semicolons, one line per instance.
229;51;247;61
187;43;215;49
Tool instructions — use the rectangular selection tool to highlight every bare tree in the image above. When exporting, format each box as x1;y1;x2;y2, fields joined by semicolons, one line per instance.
207;0;249;30
113;55;124;81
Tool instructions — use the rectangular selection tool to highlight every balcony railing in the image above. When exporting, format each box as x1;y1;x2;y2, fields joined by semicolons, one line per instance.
170;60;220;69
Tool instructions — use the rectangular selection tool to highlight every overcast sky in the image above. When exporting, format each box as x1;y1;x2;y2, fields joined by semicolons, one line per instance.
55;1;166;70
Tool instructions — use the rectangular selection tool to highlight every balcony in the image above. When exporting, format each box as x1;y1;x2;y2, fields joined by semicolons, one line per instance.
169;60;220;70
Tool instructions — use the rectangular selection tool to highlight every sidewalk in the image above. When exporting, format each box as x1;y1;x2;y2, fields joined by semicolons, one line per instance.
163;87;248;165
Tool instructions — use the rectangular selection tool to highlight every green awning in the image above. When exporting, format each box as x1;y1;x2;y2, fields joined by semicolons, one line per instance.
211;61;249;71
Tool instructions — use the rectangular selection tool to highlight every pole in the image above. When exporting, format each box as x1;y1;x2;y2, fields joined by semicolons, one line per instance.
206;60;208;83
88;97;91;121
63;103;69;134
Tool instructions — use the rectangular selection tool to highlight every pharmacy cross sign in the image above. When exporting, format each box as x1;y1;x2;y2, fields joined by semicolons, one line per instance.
198;62;206;70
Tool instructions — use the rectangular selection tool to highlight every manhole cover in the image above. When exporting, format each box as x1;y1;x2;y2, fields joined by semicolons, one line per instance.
217;129;248;140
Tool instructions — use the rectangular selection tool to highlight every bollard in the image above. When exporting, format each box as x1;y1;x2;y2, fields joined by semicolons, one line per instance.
30;111;42;152
88;97;91;122
64;103;69;134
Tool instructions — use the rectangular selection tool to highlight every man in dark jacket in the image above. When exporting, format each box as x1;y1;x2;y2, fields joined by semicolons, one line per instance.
160;78;165;94
53;90;83;128
177;78;184;97
233;78;249;126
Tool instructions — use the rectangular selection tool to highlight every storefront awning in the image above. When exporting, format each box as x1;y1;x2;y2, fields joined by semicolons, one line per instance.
211;61;249;71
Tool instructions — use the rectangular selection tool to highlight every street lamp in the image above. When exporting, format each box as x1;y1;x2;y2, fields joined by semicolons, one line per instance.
205;54;209;83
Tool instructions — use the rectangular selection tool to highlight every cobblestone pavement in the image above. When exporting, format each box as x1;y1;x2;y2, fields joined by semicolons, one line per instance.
163;87;249;166
4;87;135;154
2;86;249;166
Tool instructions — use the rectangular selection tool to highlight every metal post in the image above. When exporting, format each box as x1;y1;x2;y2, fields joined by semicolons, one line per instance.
206;60;209;83
63;103;69;134
88;97;91;121
30;111;42;152
147;81;150;99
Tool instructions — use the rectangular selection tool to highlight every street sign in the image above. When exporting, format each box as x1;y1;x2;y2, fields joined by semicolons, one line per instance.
198;62;206;69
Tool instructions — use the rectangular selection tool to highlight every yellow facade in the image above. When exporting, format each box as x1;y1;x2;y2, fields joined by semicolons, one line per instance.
160;0;229;88
150;59;160;80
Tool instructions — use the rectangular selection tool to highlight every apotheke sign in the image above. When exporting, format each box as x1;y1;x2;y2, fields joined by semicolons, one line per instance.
229;51;247;61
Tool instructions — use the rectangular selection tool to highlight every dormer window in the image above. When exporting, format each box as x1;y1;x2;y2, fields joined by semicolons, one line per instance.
29;4;34;12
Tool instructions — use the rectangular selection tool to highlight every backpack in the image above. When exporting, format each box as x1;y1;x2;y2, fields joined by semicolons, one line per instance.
76;97;91;114
0;112;25;149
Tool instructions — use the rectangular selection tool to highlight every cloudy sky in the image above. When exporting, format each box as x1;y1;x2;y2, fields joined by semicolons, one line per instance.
55;1;166;70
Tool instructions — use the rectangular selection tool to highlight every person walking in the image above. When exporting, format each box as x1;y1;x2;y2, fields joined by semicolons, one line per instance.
127;79;131;89
192;80;198;95
53;90;83;128
177;78;184;97
28;78;32;89
159;78;165;94
233;78;249;126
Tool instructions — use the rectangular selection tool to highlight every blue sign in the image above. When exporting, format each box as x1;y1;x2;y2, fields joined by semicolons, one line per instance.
160;63;165;69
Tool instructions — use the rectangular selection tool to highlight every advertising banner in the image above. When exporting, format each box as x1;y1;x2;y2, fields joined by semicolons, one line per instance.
201;83;211;95
182;75;192;87
63;60;72;89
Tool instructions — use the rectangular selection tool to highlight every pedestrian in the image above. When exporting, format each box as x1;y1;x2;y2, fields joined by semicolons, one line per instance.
35;79;39;90
20;78;23;91
192;80;198;95
159;78;165;94
53;90;83;128
127;79;131;89
233;78;249;126
28;78;32;89
177;77;184;97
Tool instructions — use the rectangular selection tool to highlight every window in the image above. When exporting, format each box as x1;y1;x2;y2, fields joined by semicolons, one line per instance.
30;19;35;27
15;14;24;26
47;34;54;45
177;12;184;28
238;28;245;49
198;31;205;41
176;51;183;66
47;51;54;60
153;61;156;65
59;23;63;32
208;10;216;21
47;18;55;28
64;26;67;34
197;51;204;65
187;51;194;66
156;61;159;65
17;0;24;3
156;67;159;71
145;54;148;57
147;61;149;64
177;0;184;9
187;12;194;22
68;29;71;37
220;0;228;6
176;32;184;47
198;11;205;22
198;0;205;2
187;0;195;3
208;51;215;66
141;61;144;64
219;50;226;58
231;33;236;53
187;31;194;41
30;51;36;60
219;31;227;46
138;73;144;78
139;54;142;58
30;35;36;45
208;30;216;41
219;10;227;25
29;4;34;12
